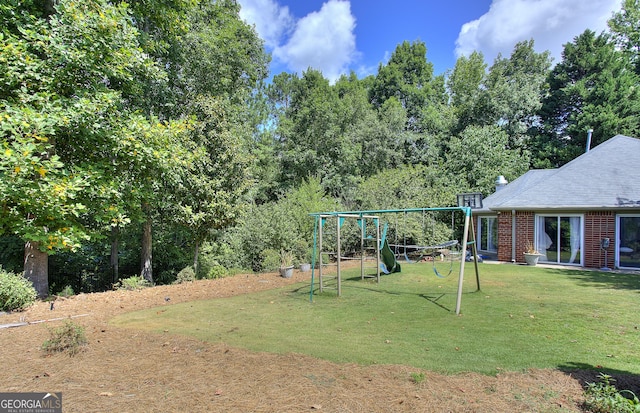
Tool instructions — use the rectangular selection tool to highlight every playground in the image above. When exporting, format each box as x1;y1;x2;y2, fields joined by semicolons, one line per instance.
1;262;639;412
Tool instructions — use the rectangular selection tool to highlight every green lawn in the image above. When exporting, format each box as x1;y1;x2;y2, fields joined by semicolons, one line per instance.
111;263;640;375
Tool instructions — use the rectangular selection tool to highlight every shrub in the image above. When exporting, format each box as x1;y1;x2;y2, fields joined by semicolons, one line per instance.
204;262;227;279
175;266;196;284
42;321;88;356
57;285;75;298
114;275;151;291
261;249;280;272
0;267;37;312
584;373;640;413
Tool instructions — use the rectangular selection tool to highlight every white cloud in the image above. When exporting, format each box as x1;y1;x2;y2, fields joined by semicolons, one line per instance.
238;0;358;82
273;0;358;82
238;0;295;49
455;0;620;65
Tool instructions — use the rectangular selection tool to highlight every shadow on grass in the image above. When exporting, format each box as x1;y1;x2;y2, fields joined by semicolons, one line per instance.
547;268;640;292
299;275;480;313
559;362;640;396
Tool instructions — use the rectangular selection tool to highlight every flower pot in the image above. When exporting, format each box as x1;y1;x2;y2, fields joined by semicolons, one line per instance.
523;253;541;266
299;263;311;272
279;266;294;278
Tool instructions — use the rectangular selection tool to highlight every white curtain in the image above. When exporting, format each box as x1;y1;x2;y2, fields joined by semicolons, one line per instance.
486;217;496;251
535;217;551;261
569;217;581;263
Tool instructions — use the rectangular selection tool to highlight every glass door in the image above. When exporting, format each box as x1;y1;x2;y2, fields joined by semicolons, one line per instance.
478;216;497;252
617;215;640;269
537;215;582;265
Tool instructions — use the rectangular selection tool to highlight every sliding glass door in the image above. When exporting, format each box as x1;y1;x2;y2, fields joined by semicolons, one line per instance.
536;215;583;265
478;216;497;253
617;215;640;269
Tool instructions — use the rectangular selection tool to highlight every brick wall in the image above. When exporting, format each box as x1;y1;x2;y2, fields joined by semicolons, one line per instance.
497;212;512;261
584;211;615;268
495;210;617;268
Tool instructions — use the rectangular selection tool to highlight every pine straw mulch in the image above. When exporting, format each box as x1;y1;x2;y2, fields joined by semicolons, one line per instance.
0;269;609;412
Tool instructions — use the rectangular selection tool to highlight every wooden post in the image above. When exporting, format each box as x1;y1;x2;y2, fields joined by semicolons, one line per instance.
455;210;470;315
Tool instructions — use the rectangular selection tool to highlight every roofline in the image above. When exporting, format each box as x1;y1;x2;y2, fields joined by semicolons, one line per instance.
484;206;640;212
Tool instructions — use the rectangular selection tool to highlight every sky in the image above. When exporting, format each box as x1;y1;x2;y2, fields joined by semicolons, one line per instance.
237;0;622;82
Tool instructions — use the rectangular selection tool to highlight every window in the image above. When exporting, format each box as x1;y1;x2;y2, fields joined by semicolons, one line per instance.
478;216;497;252
617;215;640;269
535;215;583;265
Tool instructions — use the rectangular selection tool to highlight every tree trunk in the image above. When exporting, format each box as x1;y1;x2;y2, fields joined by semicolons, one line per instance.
140;218;153;283
24;241;48;298
111;225;119;284
193;239;200;276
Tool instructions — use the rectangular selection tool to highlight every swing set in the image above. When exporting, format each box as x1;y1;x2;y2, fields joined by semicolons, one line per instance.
309;206;481;315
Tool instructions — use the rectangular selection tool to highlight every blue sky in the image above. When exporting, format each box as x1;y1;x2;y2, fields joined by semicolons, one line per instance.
238;0;621;81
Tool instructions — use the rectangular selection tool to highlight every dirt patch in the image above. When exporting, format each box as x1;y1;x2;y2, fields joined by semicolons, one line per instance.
0;270;591;412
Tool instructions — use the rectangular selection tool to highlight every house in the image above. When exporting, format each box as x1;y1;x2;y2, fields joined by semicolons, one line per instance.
474;135;640;270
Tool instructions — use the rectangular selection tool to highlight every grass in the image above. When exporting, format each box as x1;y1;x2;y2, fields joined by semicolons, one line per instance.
110;262;640;375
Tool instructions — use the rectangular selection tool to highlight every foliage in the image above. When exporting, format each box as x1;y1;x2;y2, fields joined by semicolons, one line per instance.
536;30;640;166
410;372;426;384
608;0;640;73
0;267;37;311
114;275;151;291
175;266;196;284
42;321;87;356
584;374;640;413
261;249;280;272
445;125;529;195
57;285;74;298
279;250;294;268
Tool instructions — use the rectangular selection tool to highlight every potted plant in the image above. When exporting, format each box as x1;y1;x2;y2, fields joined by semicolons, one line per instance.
298;248;314;272
279;250;294;278
523;241;542;266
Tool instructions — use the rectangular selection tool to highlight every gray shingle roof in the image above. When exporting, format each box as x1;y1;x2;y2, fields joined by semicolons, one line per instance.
481;135;640;211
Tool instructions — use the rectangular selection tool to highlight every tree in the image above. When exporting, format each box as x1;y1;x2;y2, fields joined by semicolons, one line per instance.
165;1;269;274
370;40;436;131
608;0;640;73
447;51;487;134
535;30;640;166
277;69;359;198
445;125;530;195
0;0;193;292
482;40;552;148
370;40;452;164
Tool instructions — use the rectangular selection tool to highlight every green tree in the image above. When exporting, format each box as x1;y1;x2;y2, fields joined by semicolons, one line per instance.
445;125;530;195
483;40;552;148
369;40;451;164
277;69;359;198
0;0;193;293
447;51;487;134
608;0;640;73
370;40;436;131
536;30;640;166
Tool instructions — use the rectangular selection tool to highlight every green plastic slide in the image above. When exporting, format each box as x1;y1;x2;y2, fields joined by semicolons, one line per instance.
380;238;401;274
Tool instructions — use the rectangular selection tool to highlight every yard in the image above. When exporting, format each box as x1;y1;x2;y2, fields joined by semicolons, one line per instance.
0;262;638;412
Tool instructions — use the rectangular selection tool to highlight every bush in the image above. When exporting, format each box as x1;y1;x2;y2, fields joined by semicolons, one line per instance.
261;249;280;272
114;275;151;291
175;266;196;284
0;267;37;311
42;321;87;356
57;285;75;297
204;262;227;279
584;373;640;413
